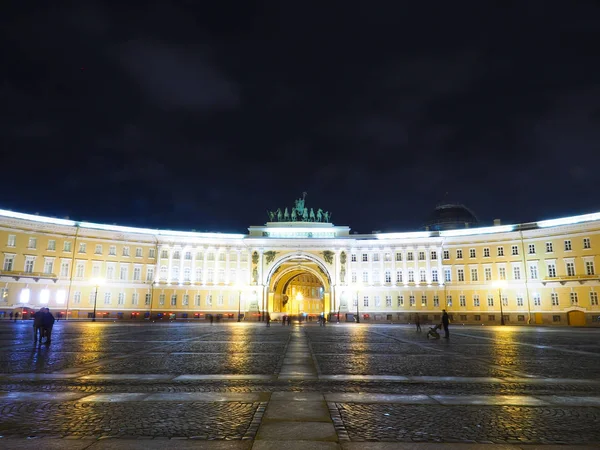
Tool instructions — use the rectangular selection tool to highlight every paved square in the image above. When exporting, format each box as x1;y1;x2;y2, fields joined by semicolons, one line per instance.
1;321;600;448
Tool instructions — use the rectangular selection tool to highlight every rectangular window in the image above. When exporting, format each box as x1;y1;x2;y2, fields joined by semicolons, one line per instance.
60;261;70;277
170;294;177;306
446;295;452;307
566;262;575;277
409;295;415;306
497;247;504;257
564;240;572;251
443;250;450;260
47;239;55;251
408;270;414;283
473;295;480;307
149;248;156;259
374;295;381;307
470;268;478;282
418;251;425;261
385;295;392;307
546;242;553;252
457;269;464;282
407;252;414;261
513;266;521;280
133;267;141;281
397;295;404;307
120;266;128;280
483;247;490;257
547;263;556;278
146;267;155;281
529;265;538;280
419;270;426;283
528;244;535;254
590;291;598;306
484;267;492;281
351;253;357;262
79;243;86;253
433;295;439;307
396;270;403;283
459;295;466;307
28;237;37;249
551;292;559;306
106;265;114;280
362;253;368;262
123;247;130;257
432;269;438;282
487;295;494;306
362;271;369;283
43;260;54;274
469;249;476;258
373;253;380;262
7;235;16;247
351;271;357;283
132;293;139;305
517;295;524;306
24;258;35;273
502;294;508;306
76;262;84;278
194;294;200;306
385;271;391;283
104;292;111;305
109;246;116;256
95;244;102;254
74;291;81;304
498;267;506;280
183;294;189;306
570;292;578;305
421;295;427;306
384;253;391;261
511;245;519;256
552;315;561;322
533;293;541;306
159;294;165;306
586;261;595;276
431;251;437;260
444;268;451;282
145;293;152;305
118;292;125;305
363;295;369;307
92;263;101;278
64;241;72;252
185;251;192;260
456;249;463;259
136;247;143;258
583;238;591;249
395;252;402;261
161;250;169;259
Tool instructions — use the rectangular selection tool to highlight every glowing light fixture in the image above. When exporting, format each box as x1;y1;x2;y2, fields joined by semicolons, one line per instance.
40;289;49;304
56;290;66;304
20;288;30;303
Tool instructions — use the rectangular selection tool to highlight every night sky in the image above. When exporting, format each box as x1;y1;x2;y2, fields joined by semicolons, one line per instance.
2;2;600;234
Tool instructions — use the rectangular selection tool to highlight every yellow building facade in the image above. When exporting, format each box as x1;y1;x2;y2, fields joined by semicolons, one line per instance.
1;205;599;326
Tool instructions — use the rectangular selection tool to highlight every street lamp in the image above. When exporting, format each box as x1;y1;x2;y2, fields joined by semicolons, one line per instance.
238;291;242;322
90;277;104;322
493;280;507;325
356;291;360;323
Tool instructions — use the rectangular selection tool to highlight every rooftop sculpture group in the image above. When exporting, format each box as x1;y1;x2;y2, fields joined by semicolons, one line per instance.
267;193;332;223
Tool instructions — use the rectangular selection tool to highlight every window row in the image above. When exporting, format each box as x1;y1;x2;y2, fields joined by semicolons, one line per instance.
444;238;592;260
351;251;439;263
158;266;247;283
160;249;248;262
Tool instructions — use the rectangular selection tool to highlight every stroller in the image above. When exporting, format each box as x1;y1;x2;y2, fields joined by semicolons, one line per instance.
427;323;442;339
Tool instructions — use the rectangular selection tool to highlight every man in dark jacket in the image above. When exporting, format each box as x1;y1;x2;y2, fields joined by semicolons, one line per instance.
33;308;45;343
441;309;450;339
42;308;56;345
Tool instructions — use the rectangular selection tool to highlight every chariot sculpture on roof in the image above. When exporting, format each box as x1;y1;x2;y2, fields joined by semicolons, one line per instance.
267;192;332;223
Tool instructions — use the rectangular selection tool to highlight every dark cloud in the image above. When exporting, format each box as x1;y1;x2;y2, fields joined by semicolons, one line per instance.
1;1;600;233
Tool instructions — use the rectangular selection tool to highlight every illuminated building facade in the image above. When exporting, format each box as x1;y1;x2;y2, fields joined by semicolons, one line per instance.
1;202;599;326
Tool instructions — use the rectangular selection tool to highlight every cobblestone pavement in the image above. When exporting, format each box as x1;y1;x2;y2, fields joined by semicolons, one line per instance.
0;320;599;446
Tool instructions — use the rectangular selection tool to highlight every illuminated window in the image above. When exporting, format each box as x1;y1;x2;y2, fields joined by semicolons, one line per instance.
95;244;102;254
28;237;37;249
497;247;504;257
24;257;35;273
590;291;598;306
170;295;177;306
79;243;86;253
547;263;556;278
551;292;559;306
473;295;480;307
47;240;55;251
385;253;391;261
570;292;578;305
20;288;30;303
136;248;143;258
421;295;427;306
586;261;595;276
7;235;16;247
40;289;49;304
446;295;452;307
3;255;15;271
56;290;66;304
433;295;439;307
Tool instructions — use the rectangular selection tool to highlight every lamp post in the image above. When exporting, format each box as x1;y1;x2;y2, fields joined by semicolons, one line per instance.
356;291;360;323
238;291;242;322
493;280;507;325
91;278;104;322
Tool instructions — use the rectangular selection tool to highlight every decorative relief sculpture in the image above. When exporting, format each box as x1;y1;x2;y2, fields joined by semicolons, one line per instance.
340;251;347;265
322;250;334;265
266;192;333;224
340;266;346;283
252;252;259;265
264;251;278;264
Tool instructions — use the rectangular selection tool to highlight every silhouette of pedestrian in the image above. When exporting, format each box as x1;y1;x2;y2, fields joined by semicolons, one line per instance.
414;312;421;332
14;312;19;322
9;312;13;321
441;309;450;339
33;308;44;344
42;308;55;344
266;313;271;327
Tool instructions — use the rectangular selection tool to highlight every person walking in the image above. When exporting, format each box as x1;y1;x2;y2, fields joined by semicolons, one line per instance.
266;312;271;327
414;312;422;331
33;308;45;344
14;312;19;322
9;312;13;321
441;309;450;339
41;308;55;345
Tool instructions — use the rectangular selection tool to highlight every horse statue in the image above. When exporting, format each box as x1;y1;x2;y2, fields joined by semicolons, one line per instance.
316;208;323;222
302;208;308;221
309;208;315;222
276;208;282;221
284;207;290;221
268;211;275;222
324;211;331;223
291;208;297;221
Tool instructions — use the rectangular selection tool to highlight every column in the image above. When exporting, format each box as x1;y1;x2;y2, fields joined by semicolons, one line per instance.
425;246;431;284
167;246;173;284
203;247;208;286
225;248;231;284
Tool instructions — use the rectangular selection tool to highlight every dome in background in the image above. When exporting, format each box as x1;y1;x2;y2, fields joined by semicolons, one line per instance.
424;203;479;231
